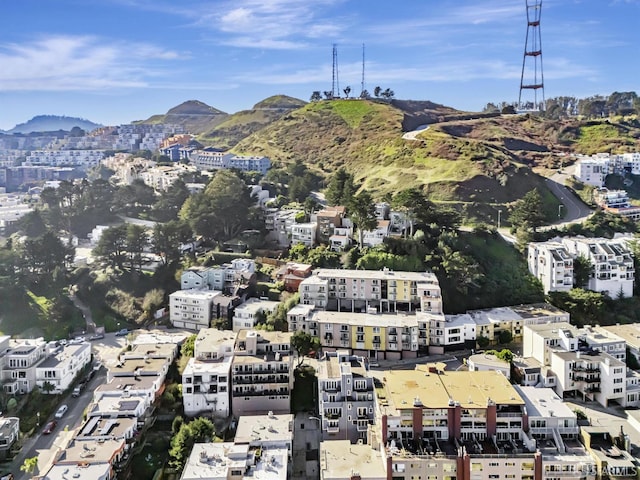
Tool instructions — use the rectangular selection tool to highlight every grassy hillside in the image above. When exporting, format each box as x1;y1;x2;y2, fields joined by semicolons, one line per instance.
233;100;640;222
197;95;306;149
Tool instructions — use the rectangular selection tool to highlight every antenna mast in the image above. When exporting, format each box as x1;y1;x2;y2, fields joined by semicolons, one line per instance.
332;44;340;98
518;0;545;111
360;43;366;98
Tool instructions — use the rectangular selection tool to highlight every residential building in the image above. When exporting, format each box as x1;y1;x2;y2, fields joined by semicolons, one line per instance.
561;236;635;298
298;268;442;313
76;416;137;443
94;376;162;413
181;260;256;295
52;437;125;475
290;222;317;247
180;442;288;480
0;417;19;460
265;208;302;247
328;226;352;252
169;289;221;330
1;337;47;394
602;323;640;364
312;206;346;243
232;330;293;416
234;413;294;451
182;329;236;417
190;151;271;174
232;298;280;331
308;311;423;360
514;386;580;440
527;241;574;294
361;219;390;247
575;155;612;187
467;352;511;379
275;262;312;292
36;342;92;394
581;427;637;479
320;440;386;480
317;350;375;443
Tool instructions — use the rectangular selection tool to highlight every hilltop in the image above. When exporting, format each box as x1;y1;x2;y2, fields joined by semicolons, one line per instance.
137;100;229;133
196;95;306;150
8;115;102;134
227;99;640;223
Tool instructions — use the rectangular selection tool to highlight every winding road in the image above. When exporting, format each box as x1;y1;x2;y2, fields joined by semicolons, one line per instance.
544;166;594;228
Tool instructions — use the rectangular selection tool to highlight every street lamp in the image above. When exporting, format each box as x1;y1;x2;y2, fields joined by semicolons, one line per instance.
497;210;502;230
558;204;564;219
37;412;40;427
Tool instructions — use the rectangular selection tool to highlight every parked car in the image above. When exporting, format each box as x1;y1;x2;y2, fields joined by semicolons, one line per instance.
89;333;104;341
54;404;68;419
115;328;129;337
43;420;57;434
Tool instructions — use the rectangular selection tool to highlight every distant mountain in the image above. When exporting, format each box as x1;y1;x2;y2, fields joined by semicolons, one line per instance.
137;100;229;134
9;115;102;134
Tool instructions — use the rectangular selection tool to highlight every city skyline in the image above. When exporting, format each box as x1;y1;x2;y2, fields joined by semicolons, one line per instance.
0;0;638;130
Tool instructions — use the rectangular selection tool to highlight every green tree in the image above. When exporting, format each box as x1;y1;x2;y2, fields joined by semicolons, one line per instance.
498;331;513;345
573;254;592;289
17;209;47;237
181;334;197;358
21;456;39;474
152;220;192;265
509;189;546;234
392;188;432;238
476;336;490;349
310;91;322;102
325;168;357;206
349;190;378;248
153;179;190;222
169;417;215;470
93;224;128;268
291;330;321;367
180;170;253;244
142;288;165;319
126;224;148;271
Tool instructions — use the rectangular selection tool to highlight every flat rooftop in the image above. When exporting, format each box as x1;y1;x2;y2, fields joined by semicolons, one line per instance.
314;268;439;283
236;330;292;344
170;289;221;300
552;349;625;366
184;355;232;375
602;323;640;348
57;438;124;464
235;298;281;314
195;328;237;352
126;343;177;359
320;440;386;480
181;443;288;480
313;310;418;328
234;413;293;445
525;321;575;336
41;463;112;480
380;369;524;411
112;356;169;374
95;375;158;393
38;342;90;369
468;353;510;369
318;354;367;380
77;416;136;439
515;385;576;419
90;396;143;416
132;329;193;346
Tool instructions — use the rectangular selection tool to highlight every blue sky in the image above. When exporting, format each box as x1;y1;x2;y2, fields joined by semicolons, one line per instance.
0;0;638;130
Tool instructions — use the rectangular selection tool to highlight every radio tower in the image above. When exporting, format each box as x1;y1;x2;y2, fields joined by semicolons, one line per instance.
518;0;545;111
360;43;366;98
332;44;340;98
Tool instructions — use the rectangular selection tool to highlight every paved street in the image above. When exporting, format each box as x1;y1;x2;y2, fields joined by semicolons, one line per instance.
544;166;594;227
8;368;107;479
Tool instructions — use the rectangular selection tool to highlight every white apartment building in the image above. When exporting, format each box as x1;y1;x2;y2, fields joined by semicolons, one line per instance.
265;208;302;247
26;149;106;168
1;337;47;395
561;236;635;297
181;259;256;294
290;222;317;247
169;289;221;330
189;151;271;174
36;342;92;394
317;350;375;443
232;298;280;331
528;241;574;294
232;330;293;416
575;155;612;187
182;329;236;417
515;386;580;440
361;220;390;248
523;322;637;407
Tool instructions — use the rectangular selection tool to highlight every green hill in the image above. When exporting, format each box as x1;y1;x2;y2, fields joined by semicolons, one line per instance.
197;95;306;149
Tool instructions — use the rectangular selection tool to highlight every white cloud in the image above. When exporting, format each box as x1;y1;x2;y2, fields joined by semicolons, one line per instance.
0;35;184;91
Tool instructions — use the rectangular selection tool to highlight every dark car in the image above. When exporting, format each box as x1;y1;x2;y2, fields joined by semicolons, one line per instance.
43;420;57;435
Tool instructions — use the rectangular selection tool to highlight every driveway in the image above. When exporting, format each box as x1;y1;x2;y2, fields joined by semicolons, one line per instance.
402;124;430;140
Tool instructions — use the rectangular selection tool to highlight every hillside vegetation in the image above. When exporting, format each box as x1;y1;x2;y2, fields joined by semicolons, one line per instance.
197;95;306;149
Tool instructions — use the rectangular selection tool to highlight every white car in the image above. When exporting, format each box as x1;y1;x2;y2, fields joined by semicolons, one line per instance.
54;404;68;419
